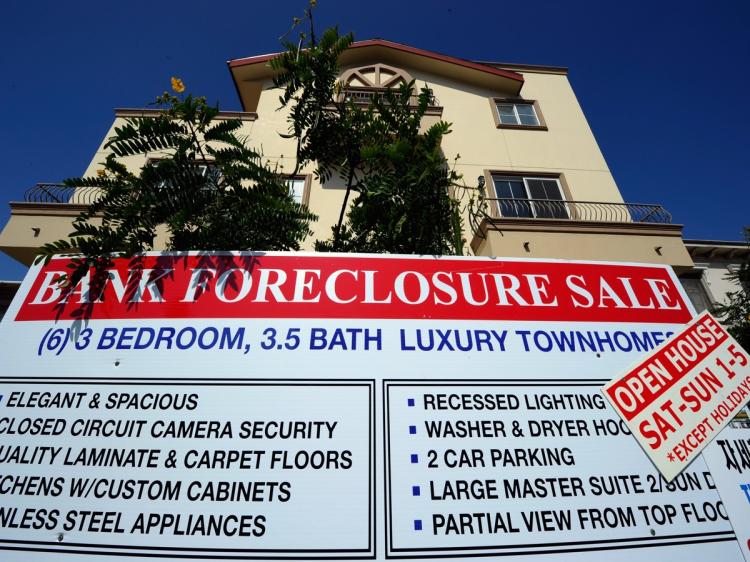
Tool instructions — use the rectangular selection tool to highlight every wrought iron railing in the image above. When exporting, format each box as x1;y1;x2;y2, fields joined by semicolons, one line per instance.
340;87;439;107
23;185;673;225
486;198;673;224
23;183;102;205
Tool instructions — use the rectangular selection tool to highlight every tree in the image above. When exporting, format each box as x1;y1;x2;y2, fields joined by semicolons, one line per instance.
317;82;463;255
272;7;465;255
41;85;316;283
44;3;470;284
714;228;750;349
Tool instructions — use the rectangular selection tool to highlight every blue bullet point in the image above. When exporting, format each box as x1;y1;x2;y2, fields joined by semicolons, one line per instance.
410;454;418;464
409;425;417;435
412;485;421;496
407;398;415;407
414;520;423;531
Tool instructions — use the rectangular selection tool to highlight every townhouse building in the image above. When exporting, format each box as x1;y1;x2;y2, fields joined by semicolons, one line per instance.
0;39;693;273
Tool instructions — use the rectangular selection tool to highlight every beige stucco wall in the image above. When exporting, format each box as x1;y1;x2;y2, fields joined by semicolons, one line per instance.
74;66;627;253
0;206;100;265
79;103;336;250
247;66;625;250
408;70;621;204
251;78;343;248
82;116;260;180
84;119;165;179
473;225;693;271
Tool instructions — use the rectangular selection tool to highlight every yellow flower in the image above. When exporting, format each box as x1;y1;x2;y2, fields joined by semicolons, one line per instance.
96;169;106;178
171;76;186;94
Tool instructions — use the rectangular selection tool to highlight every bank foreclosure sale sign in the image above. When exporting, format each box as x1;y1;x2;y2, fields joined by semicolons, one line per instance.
0;252;746;562
603;312;750;481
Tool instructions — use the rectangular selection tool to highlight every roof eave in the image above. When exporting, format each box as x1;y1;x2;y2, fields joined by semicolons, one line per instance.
228;39;525;105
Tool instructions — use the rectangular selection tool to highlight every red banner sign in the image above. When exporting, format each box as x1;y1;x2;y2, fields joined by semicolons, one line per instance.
16;254;691;323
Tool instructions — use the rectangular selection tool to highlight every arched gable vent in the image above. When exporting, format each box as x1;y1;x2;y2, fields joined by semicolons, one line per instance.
338;64;437;105
339;63;414;89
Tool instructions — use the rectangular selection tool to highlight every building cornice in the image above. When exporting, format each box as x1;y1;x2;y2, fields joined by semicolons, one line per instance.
473;61;568;75
684;239;750;261
114;108;258;121
472;217;685;252
9;202;93;216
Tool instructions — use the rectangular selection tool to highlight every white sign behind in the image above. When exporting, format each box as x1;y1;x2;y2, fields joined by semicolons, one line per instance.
702;411;750;562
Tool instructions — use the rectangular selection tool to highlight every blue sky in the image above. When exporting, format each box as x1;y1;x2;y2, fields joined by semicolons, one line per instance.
0;0;747;280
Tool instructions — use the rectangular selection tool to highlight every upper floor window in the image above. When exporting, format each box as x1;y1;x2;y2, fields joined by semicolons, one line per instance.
497;103;538;126
491;98;547;130
146;158;223;192
491;174;568;219
195;163;223;186
285;176;310;206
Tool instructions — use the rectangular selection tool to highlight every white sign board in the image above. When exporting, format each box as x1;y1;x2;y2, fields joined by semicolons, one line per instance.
702;410;750;562
603;311;750;481
0;252;745;561
0;381;373;557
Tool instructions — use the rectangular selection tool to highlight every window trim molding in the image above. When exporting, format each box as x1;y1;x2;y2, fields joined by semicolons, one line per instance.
489;98;548;130
145;161;313;206
285;174;312;207
145;157;223;189
482;170;572;219
680;266;717;313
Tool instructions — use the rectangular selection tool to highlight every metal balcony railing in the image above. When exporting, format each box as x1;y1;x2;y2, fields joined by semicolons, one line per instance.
486;198;673;224
24;183;102;205
340;87;439;107
22;185;673;225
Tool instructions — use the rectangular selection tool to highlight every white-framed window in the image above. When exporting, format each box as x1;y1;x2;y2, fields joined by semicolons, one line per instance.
495;102;540;126
679;268;715;313
286;177;307;205
146;158;223;191
491;175;568;219
196;163;223;189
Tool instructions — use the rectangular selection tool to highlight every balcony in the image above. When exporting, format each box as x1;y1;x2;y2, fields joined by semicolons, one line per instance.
472;197;693;271
484;198;673;223
1;185;693;271
23;182;101;205
340;86;439;107
0;183;105;265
